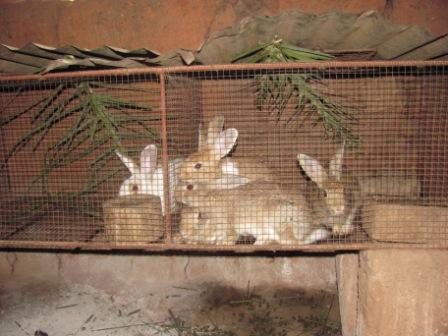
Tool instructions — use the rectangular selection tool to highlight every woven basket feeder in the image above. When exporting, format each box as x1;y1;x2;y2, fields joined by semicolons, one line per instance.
103;195;163;243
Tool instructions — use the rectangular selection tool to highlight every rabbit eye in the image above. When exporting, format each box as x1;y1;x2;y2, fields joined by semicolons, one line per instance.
132;185;139;192
186;184;194;191
194;163;202;170
323;191;328;198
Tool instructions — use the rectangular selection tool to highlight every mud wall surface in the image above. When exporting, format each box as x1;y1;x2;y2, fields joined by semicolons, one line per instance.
0;0;447;51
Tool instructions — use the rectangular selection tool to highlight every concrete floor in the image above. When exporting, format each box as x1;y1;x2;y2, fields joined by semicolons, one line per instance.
0;282;341;335
0;252;340;336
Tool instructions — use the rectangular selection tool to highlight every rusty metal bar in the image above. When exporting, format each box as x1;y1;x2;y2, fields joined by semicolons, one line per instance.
0;68;160;82
159;72;172;242
0;240;446;253
1;60;447;83
156;59;448;74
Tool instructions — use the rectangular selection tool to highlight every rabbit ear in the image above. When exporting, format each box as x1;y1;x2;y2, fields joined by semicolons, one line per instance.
329;143;345;181
198;116;225;151
211;174;250;189
140;144;158;175
211;128;238;159
297;153;329;189
198;121;205;151
207;116;225;144
116;150;139;175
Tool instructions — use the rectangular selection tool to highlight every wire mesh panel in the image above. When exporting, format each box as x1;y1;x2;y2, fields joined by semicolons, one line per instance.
0;61;447;252
0;71;166;247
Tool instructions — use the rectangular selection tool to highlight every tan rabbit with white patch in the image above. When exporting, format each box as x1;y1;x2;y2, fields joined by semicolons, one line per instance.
180;116;277;189
297;144;362;236
176;205;238;245
175;175;249;245
176;179;329;245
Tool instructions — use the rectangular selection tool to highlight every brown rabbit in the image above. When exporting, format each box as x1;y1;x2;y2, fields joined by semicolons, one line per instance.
175;180;329;245
176;205;238;245
179;116;277;189
297;144;362;236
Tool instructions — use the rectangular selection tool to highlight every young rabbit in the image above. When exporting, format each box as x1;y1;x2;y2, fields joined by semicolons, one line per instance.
180;116;277;189
176;180;329;245
297;144;362;236
175;175;250;245
116;144;183;215
176;205;238;245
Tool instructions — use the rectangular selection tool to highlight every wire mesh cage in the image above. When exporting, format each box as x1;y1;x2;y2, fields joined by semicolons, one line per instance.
0;61;447;252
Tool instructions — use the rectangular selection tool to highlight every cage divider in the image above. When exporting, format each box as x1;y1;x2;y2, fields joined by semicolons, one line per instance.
159;72;172;242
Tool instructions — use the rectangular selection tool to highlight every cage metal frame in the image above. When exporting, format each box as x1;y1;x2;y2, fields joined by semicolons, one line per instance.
0;60;447;253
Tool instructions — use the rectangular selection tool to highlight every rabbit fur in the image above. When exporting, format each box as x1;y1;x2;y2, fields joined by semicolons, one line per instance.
179;116;277;189
297;144;362;235
176;180;329;245
116;116;270;217
116;144;183;215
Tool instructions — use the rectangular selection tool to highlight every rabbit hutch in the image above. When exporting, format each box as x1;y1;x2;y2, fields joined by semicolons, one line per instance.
1;59;448;336
0;60;447;252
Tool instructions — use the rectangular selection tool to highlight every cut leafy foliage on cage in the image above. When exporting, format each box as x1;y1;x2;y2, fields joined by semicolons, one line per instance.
232;38;359;147
0;81;159;217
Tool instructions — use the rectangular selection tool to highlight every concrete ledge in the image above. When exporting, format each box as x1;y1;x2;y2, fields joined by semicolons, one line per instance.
336;253;359;336
358;249;448;336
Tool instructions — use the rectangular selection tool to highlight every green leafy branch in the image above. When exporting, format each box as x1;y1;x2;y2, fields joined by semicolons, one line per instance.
1;81;159;216
232;37;360;147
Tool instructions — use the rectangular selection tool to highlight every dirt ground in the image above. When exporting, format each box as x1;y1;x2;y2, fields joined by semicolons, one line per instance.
0;282;341;336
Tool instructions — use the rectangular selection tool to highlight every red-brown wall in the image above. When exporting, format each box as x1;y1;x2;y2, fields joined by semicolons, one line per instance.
0;0;447;52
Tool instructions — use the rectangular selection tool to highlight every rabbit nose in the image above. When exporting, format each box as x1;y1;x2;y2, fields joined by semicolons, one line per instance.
332;204;345;215
187;184;194;191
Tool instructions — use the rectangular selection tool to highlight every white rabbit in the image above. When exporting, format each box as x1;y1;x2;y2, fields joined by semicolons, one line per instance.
116;144;183;215
297;144;362;236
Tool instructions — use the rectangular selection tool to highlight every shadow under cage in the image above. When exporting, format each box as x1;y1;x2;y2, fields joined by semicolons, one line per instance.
0;61;447;252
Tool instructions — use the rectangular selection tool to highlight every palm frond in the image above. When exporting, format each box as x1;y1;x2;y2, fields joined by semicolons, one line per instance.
1;81;161;216
232;37;360;147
